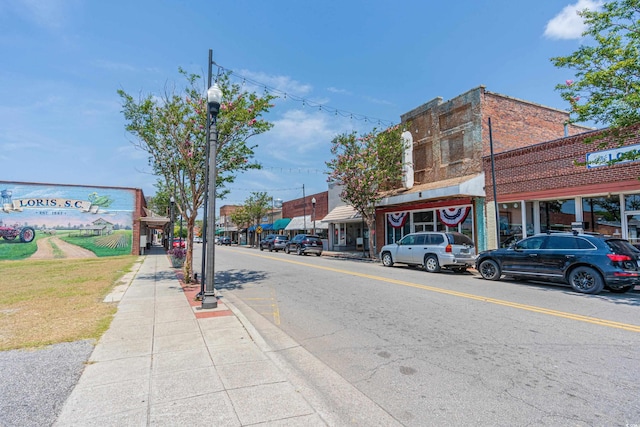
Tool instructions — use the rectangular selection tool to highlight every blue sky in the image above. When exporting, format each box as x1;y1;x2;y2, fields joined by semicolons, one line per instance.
0;0;601;210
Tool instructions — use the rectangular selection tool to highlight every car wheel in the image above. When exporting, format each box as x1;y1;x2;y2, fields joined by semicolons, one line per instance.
297;247;303;256
260;245;264;251
269;245;273;252
381;252;394;267
315;252;321;257
478;259;501;281
424;255;441;273
568;266;604;294
285;246;290;254
608;284;635;293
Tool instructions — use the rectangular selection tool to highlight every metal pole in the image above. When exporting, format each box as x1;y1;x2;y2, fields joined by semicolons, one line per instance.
489;117;501;248
199;49;213;297
303;184;306;233
202;50;219;309
179;170;184;246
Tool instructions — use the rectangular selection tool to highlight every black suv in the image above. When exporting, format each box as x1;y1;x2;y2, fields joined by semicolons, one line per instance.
260;234;288;252
285;234;323;256
475;232;640;294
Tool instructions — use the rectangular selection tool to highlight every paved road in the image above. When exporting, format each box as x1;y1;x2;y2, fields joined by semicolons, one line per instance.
209;245;640;426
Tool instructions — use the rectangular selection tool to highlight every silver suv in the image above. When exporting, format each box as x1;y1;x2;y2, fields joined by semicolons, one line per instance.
380;232;476;273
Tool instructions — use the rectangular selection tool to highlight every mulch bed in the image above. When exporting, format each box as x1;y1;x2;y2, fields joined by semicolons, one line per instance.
173;268;233;319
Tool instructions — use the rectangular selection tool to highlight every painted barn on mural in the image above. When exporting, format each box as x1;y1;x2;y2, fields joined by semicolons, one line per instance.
0;181;165;260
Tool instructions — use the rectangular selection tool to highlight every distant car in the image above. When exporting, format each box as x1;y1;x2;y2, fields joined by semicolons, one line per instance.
219;236;231;246
172;238;186;249
476;232;640;294
194;236;203;244
260;234;277;251
380;231;476;273
285;234;323;256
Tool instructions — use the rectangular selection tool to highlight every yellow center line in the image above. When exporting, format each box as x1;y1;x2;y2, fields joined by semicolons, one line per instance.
229;249;640;333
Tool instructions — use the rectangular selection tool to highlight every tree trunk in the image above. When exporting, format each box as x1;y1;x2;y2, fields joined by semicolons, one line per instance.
364;214;377;259
183;215;196;283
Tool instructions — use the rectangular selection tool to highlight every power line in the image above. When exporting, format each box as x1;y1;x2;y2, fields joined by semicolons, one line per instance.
214;62;398;128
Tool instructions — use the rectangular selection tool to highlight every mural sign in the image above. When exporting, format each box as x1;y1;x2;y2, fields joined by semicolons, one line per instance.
0;182;136;259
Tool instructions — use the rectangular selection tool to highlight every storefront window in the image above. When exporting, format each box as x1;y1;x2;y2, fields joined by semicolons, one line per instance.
625;194;640;211
540;199;575;232
582;196;621;235
386;213;410;244
498;202;523;247
413;210;434;232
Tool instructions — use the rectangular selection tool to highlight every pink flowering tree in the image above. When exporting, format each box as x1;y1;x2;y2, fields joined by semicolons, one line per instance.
326;125;405;257
118;69;275;282
551;0;640;147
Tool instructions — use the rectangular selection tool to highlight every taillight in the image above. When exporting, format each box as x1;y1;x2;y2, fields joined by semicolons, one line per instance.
445;244;452;253
607;254;632;262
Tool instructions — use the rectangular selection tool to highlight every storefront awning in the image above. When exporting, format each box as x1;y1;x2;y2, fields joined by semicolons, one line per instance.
377;173;485;207
321;205;362;223
272;218;291;230
139;208;170;229
285;215;328;231
248;223;273;232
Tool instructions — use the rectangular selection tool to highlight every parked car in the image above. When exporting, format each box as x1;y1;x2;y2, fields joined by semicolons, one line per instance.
285;234;323;256
475;232;640;294
260;234;289;252
218;236;231;246
380;231;476;273
172;238;186;249
194;236;203;244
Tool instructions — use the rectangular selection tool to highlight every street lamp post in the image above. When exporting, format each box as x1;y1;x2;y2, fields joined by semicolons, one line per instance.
169;196;175;248
311;197;316;235
202;58;223;310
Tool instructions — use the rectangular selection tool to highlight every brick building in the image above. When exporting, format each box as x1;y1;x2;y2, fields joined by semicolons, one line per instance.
0;181;153;257
483;124;640;248
374;86;591;253
282;191;328;238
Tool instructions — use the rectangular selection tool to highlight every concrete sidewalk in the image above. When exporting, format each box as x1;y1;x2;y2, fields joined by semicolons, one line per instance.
54;246;326;426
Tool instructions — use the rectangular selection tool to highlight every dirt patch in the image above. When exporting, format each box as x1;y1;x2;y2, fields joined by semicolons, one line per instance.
30;236;97;260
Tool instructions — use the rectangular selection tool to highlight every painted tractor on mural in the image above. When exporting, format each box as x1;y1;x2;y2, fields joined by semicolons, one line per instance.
0;224;36;243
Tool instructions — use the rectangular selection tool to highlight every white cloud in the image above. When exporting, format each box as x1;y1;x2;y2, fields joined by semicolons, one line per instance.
544;0;603;40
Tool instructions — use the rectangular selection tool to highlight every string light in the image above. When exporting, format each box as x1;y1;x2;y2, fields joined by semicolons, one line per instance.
214;63;397;128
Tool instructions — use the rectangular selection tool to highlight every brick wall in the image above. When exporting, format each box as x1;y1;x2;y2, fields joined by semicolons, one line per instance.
399;86;591;189
282;192;328;220
481;91;591;156
484;125;640;201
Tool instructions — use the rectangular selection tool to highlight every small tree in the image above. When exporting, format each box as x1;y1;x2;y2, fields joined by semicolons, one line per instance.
243;192;271;246
326;126;406;257
551;0;640;145
119;70;275;281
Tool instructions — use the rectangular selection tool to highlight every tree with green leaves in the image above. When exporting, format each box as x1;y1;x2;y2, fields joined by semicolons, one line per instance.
551;0;640;144
238;192;271;246
119;70;275;282
326;126;406;257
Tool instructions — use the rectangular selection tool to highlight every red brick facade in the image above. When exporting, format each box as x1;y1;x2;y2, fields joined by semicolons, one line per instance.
484;125;640;202
282;191;328;221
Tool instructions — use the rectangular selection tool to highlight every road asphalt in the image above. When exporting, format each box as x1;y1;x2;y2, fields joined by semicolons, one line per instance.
4;245;397;426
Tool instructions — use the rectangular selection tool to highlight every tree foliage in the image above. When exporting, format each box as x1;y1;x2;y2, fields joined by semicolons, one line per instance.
551;0;640;142
118;70;275;281
230;192;271;246
326;125;406;257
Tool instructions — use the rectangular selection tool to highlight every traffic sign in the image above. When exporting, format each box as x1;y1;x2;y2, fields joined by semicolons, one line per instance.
256;226;263;234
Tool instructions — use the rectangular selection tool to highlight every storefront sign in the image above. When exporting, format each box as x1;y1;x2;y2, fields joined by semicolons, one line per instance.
585;143;640;169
